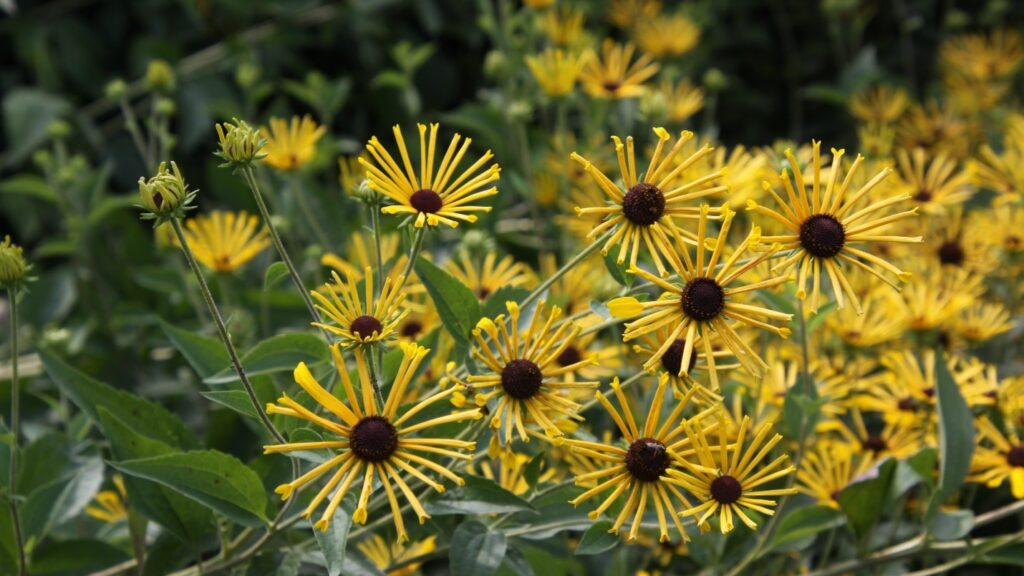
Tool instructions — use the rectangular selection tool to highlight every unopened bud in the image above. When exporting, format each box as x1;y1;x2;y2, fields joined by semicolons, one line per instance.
215;118;266;167
0;236;28;289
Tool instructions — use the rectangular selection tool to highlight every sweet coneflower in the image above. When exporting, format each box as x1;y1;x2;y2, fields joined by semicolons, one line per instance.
894;148;974;214
896;102;976;160
357;535;437;576
632;14;700;58
526;49;590;97
630;324;737;403
537;6;587;47
85;476;128;523
971;417;1024;499
657;79;705;123
260;115;326;171
446;251;535;301
360;123;500;228
749;140;922;313
848;85;909;125
895;266;981;332
955;301;1014;344
580;40;660;100
671;414;797;533
825;409;921;465
182;210;270;273
971;114;1024;204
796;441;875;508
264;344;482;540
571;127;727;276
311;268;409;347
607;205;792;381
827;284;905;348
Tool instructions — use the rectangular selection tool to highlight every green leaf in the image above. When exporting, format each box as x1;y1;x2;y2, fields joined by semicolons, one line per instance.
522;454;544;489
837;458;896;540
0;174;56;202
892;448;937;499
767;505;844;552
21;454;104;543
979;543;1024;566
603;251;633;288
2;88;69;167
805;301;837;334
264;262;290;292
450;520;507;576
205;332;328;385
415;258;482;346
482;286;530;320
935;352;974;500
110;450;270;527
425;475;535;516
780;373;823;438
927;508;974;541
158;317;229;379
39;348;197;448
97;408;214;544
575;521;619;555
313;504;352;576
29;539;131;575
200;390;258;419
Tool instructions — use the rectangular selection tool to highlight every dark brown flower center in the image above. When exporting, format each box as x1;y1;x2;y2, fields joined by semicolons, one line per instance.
400;320;423;339
556;346;582;367
501;359;543;399
897;397;916;412
602;80;622;94
862;435;887;453
350;315;383;340
681;277;725;322
349;416;398;462
913;188;933;202
799;214;846;258
625;437;670;482
477;286;491;300
409;188;443;214
710;475;743;504
621;182;666;226
660;339;698;375
1008;446;1024;468
937;241;965;266
153;192;164;208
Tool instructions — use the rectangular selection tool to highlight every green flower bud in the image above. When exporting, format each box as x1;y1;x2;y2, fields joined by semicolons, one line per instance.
155;97;176;117
105;78;128;99
235;62;260;89
138;161;194;223
703;68;728;92
145;60;176;92
0;236;28;289
215;118;267;167
47;120;71;140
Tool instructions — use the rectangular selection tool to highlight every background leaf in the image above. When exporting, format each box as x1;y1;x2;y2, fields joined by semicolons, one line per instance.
450;520;507;576
425;475;535;516
935;352;974;500
415;258;482;346
575;521;619;555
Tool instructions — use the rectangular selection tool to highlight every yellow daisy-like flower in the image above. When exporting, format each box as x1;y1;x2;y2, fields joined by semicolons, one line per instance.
896;102;976;160
564;376;711;542
971;114;1024;204
896;267;981;332
857;124;896;158
826;286;904;348
971;417;1024;499
894;148;974;214
750;141;921;313
956;301;1014;344
630;323;736;403
357;535;436;576
940;29;1024;83
320;231;424;300
632;14;700;58
796;441;874;508
360;123;500;228
468;453;557;496
608;205;793;380
260;115;326;171
526;49;589;97
827;409;921;464
608;0;662;29
182;210;271;273
338;154;366;195
916;209;999;275
580;40;660;100
311;268;409;347
671;414;797;533
537;7;587;48
658;79;705;123
990;203;1024;255
848;85;909;125
571;128;727;276
449;301;597;444
264;344;482;539
446;251;535;300
85;476;128;523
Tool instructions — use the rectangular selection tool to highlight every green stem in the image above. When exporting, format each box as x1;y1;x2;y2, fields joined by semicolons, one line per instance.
118;96;152;171
7;288;27;576
399;225;427;291
291;173;332;250
169;219;286;444
520;230;611;310
240;166;329;341
797;299;812;394
365;343;387;414
370;203;384;295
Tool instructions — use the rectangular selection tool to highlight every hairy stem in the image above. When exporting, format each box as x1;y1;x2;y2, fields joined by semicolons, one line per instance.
7;288;27;576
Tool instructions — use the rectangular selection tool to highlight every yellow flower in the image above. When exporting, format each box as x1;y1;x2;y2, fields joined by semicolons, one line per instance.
0;235;28;289
971;417;1024;499
971;113;1024;204
526;49;589;97
828;408;921;464
915;208;999;275
658;79;705;123
632;14;700;57
537;7;587;47
264;344;482;539
895;267;981;332
896;102;976;160
956;301;1014;343
260;115;326;171
182;210;270;273
630;324;735;403
750;140;921;313
85;476;128;523
361;123;500;228
609;205;792;381
446;251;535;300
848;85;909;125
796;441;874;508
826;286;904;348
338;154;366;195
894;148;974;214
357;535;437;576
467;452;556;496
608;0;662;29
940;29;1024;83
857;124;896;158
311;268;408;347
449;301;597;445
571;128;727;276
320;231;424;300
564;376;712;542
672;414;797;533
580;40;660;100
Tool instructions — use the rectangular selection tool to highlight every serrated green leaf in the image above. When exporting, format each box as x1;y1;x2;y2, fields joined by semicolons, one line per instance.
425;475;535;516
575;521;619;555
767;505;844;552
935;352;974;500
313;503;352;576
264;262;290;292
205;332;328;385
21;454;103;543
158;317;229;379
415;258;482;346
110;450;270;527
450;520;507;576
39;348;197;448
837;458;896;540
200;390;258;419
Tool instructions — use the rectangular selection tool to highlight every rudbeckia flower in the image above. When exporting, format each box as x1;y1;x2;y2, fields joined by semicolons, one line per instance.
632;14;700;57
311;268;409;347
580;40;659;100
848;85;909;125
260;115;326;171
182;210;271;273
796;442;875;508
894;148;974;214
526;49;590;97
446;252;535;301
971;417;1024;499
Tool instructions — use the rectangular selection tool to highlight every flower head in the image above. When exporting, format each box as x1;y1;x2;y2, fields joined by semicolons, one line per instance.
138;161;195;223
0;236;29;289
260;115;326;171
526;49;589;97
849;85;909;125
446;251;535;301
311;268;409;347
182;211;270;273
215;118;266;167
85;476;128;523
264;344;482;539
361;123;500;228
971;417;1024;499
580;40;659;99
632;14;700;57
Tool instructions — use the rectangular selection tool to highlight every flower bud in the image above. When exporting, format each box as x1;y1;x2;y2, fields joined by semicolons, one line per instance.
0;236;28;289
145;60;176;92
235;62;260;89
47;120;71;140
105;78;128;99
703;68;728;92
215;118;267;166
155;97;176;117
138;161;192;221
